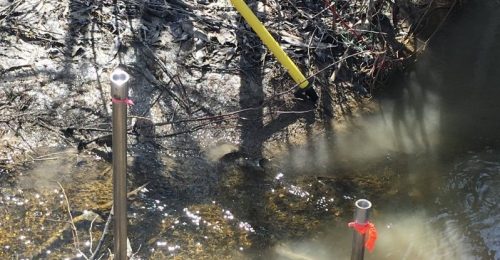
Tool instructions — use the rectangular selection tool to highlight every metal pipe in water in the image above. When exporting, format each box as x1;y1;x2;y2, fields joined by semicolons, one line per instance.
111;67;130;260
351;199;372;260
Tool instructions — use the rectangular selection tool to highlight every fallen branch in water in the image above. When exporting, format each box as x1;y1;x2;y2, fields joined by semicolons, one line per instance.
32;180;148;259
89;207;113;260
88;215;99;256
57;182;80;251
34;213;99;259
90;182;149;259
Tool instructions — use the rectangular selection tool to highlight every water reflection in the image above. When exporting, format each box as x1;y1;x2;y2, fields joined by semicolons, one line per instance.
268;149;499;260
272;1;500;258
334;77;440;160
444;152;500;258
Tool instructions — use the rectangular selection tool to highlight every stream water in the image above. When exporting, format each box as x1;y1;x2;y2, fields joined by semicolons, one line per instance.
318;2;500;258
1;1;500;259
320;2;500;258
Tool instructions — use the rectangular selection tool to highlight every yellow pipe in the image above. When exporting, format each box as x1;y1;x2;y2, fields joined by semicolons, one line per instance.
230;0;309;89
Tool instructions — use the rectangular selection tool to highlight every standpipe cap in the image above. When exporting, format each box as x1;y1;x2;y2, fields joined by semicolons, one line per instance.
355;199;372;210
110;68;130;99
353;199;372;224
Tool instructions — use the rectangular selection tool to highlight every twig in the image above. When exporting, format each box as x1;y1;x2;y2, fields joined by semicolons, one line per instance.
312;1;337;19
276;50;370;96
127;50;369;132
0;64;32;77
33;157;60;161
276;109;315;115
7;124;35;154
89;182;147;259
323;0;363;41
136;43;192;112
130;244;142;259
89;215;99;255
153;123;210;138
0;0;24;23
16;151;73;165
141;90;165;117
78;128;112;133
423;0;458;48
37;151;74;159
130;112;239;126
78;249;90;260
56;182;80;250
329;49;350;83
89;207;113;260
35;119;72;145
410;0;436;37
0;111;47;123
306;27;317;73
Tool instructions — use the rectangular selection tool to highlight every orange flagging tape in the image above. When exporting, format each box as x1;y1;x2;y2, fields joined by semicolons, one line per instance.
348;221;378;252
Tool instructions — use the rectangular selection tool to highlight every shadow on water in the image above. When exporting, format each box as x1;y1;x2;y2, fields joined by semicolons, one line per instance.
234;4;268;253
120;1;219;257
276;1;500;259
117;1;245;258
121;1;168;257
430;1;500;158
263;1;500;259
234;1;318;257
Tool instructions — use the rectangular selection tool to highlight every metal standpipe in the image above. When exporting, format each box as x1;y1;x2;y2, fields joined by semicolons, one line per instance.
351;199;372;260
110;67;130;260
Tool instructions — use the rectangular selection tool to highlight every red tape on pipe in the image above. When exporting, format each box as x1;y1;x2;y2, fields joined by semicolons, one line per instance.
112;97;134;105
348;221;378;252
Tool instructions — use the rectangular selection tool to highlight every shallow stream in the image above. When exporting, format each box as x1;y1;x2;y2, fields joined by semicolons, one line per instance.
1;1;500;259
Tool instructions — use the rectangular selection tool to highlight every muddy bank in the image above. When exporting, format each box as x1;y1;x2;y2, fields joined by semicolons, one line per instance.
0;0;458;162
